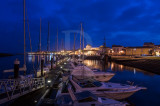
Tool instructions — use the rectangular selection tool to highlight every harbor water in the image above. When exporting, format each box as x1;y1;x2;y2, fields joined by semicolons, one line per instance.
84;60;160;106
0;55;160;105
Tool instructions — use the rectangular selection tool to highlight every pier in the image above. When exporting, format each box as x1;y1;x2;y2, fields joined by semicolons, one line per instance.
0;56;66;105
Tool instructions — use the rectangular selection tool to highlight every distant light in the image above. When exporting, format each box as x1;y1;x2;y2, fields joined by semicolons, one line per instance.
34;100;37;103
48;80;51;83
64;63;66;64
60;66;63;69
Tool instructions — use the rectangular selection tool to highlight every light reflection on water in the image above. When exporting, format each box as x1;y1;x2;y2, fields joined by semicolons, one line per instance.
0;56;160;105
0;55;54;79
84;60;160;106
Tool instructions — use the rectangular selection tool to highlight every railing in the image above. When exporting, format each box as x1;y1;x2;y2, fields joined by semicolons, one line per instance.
0;77;45;104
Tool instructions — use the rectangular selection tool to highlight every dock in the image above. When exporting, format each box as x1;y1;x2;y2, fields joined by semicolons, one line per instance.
0;57;67;106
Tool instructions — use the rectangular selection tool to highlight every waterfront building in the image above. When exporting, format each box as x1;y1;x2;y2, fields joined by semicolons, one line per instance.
110;45;125;56
125;42;159;56
72;44;110;56
125;46;153;56
154;45;160;56
27;42;160;56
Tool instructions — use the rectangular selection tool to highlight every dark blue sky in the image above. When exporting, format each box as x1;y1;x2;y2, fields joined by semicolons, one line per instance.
1;0;160;53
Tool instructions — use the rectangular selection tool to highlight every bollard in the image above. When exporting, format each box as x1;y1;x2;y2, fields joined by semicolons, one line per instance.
41;58;44;77
51;57;53;69
14;59;20;79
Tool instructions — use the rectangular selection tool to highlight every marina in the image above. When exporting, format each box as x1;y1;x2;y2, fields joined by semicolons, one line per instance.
0;55;160;105
1;0;160;106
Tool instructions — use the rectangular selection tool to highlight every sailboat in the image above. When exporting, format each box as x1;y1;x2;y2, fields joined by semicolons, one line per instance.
36;18;50;77
71;23;115;82
3;0;33;78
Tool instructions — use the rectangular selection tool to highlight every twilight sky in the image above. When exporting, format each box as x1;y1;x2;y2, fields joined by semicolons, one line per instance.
1;0;160;53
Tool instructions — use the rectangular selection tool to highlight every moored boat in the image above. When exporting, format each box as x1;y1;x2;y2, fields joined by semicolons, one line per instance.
71;65;115;82
56;85;127;106
70;77;146;100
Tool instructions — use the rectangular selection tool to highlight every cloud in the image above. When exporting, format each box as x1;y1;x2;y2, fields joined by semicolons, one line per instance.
0;0;160;53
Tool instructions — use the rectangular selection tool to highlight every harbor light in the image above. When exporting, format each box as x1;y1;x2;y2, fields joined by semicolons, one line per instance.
47;80;51;83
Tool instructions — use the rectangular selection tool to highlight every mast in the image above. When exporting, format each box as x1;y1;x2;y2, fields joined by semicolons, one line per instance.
61;39;64;51
103;36;106;54
57;27;58;52
24;0;26;66
47;22;50;52
81;23;85;79
39;17;41;52
103;36;106;47
80;23;82;53
73;33;76;59
26;9;32;52
82;25;84;61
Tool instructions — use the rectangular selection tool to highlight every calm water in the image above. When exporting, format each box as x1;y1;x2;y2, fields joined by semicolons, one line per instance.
84;60;160;106
0;56;160;106
0;55;53;79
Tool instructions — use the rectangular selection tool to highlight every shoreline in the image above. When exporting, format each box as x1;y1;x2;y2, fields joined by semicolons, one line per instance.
0;53;13;57
111;57;160;75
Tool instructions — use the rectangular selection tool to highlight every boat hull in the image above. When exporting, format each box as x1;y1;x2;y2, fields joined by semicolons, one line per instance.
94;90;137;100
94;74;115;82
72;74;115;82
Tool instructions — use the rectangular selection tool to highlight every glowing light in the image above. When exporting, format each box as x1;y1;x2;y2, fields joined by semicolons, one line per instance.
47;80;51;83
134;68;136;74
119;50;124;53
111;63;114;70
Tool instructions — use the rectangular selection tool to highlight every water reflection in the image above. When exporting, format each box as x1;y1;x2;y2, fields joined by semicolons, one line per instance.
0;54;57;79
83;60;160;106
28;55;35;62
84;60;155;76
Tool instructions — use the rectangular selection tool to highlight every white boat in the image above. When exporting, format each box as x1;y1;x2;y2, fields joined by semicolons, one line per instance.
70;77;147;100
71;65;115;82
56;86;127;106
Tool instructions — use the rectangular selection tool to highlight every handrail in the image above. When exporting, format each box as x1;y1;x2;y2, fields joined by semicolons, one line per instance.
0;77;45;104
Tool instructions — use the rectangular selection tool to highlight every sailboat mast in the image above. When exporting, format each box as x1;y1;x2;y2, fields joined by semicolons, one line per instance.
82;25;84;61
57;27;58;52
61;39;64;51
80;23;82;52
47;22;50;52
82;23;85;79
39;17;41;52
73;33;76;59
24;0;26;65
